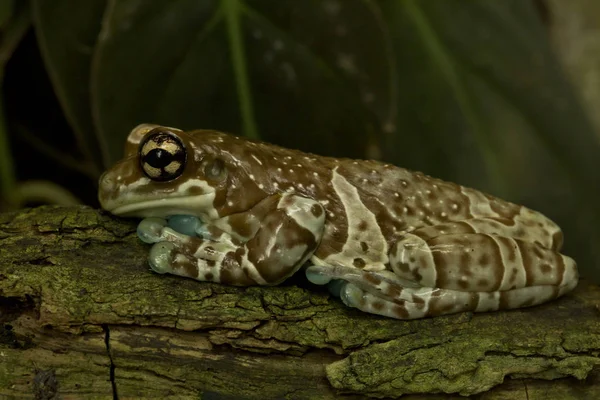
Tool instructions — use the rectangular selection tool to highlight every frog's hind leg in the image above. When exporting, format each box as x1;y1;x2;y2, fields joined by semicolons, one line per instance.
305;264;476;319
391;232;578;297
385;231;577;318
306;230;577;319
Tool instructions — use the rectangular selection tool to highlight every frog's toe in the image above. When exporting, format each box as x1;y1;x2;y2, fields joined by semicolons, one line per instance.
340;282;364;308
305;265;333;285
167;215;202;236
137;217;168;244
194;223;214;239
148;241;176;274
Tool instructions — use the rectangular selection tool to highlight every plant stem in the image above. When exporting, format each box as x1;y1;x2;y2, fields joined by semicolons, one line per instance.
222;0;259;139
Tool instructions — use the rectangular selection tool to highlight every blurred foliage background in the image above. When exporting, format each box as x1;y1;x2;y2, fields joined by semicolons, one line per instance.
0;0;598;281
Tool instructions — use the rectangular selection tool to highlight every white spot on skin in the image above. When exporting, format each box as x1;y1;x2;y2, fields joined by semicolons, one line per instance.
249;174;255;180
273;182;279;188
251;154;263;165
228;201;233;207
289;169;294;173
258;184;264;189
394;193;400;197
277;168;282;172
452;204;458;210
329;212;335;218
313;172;319;177
403;207;408;213
441;212;447;218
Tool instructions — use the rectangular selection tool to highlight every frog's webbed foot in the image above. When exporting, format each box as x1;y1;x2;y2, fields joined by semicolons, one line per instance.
137;217;168;244
137;215;244;280
136;217;227;279
136;194;325;286
306;264;441;319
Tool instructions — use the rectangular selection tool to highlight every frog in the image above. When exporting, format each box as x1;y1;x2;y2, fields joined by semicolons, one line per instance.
98;124;578;319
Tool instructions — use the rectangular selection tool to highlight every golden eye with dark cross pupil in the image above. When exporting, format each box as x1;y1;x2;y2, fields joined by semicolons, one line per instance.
139;130;186;181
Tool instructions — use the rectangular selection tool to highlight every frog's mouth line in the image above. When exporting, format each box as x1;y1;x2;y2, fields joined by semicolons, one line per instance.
107;194;217;219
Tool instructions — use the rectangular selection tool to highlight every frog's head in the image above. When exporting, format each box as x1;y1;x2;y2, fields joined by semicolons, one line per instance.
98;124;270;220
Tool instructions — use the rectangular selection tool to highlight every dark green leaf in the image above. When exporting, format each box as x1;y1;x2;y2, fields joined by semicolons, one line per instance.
32;0;106;173
0;0;13;30
91;0;392;165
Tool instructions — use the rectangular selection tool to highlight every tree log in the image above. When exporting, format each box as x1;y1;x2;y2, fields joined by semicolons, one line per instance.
1;206;599;399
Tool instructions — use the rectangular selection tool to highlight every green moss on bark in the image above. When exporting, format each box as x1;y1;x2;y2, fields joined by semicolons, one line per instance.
1;206;599;398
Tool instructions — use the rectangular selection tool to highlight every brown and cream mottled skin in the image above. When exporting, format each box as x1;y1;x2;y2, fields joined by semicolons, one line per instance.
98;124;578;319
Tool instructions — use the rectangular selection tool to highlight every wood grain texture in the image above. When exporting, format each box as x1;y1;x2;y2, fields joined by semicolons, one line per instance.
0;206;599;399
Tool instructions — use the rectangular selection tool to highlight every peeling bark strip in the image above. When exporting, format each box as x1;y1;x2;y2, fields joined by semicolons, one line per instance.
0;206;599;398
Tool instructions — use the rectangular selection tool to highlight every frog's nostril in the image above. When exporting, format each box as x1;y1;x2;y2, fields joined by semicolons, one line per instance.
99;172;120;194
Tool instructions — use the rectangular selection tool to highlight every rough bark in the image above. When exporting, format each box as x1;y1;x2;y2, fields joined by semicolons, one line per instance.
0;206;599;399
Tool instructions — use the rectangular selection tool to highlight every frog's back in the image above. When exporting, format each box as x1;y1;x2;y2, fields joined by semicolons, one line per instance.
194;130;561;251
327;156;562;250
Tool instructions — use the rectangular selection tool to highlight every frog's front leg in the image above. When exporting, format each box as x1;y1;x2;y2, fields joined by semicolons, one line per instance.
139;193;325;285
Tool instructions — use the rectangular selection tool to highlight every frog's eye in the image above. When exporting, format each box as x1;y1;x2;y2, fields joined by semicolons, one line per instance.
139;130;187;181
